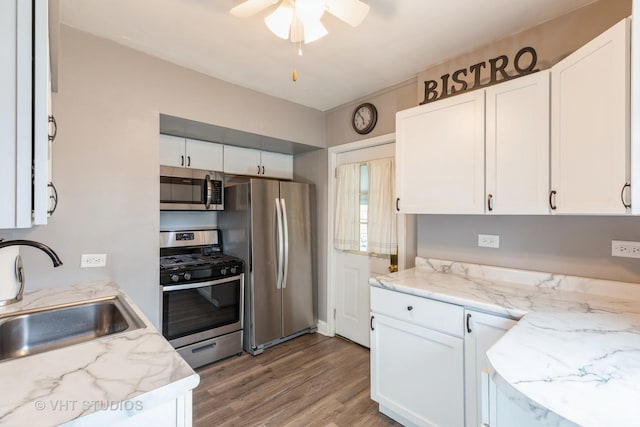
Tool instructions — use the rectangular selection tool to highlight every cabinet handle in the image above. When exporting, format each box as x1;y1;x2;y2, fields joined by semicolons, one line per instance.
407;305;413;311
621;183;631;209
549;190;557;210
48;115;57;142
47;182;58;216
257;165;261;174
262;165;265;175
466;312;472;333
187;156;191;167
370;315;375;331
487;194;493;212
181;155;185;167
395;198;400;212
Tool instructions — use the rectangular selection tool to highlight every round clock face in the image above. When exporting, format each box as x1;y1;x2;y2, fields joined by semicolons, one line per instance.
352;103;377;135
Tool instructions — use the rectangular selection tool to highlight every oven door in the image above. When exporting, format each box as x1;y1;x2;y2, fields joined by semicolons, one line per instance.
162;274;243;348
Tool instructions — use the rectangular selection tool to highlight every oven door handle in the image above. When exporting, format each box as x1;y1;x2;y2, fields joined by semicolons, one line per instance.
162;275;243;292
275;198;284;290
281;198;289;289
204;174;212;209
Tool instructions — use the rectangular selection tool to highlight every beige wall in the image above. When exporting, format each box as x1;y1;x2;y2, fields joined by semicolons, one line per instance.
0;26;325;327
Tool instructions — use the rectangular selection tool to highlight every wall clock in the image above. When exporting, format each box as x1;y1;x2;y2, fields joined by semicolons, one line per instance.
352;102;378;135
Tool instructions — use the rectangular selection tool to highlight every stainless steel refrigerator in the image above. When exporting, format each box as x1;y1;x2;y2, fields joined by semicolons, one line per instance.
219;179;316;355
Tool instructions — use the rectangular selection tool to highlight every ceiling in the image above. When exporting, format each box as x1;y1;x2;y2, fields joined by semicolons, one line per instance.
60;0;597;111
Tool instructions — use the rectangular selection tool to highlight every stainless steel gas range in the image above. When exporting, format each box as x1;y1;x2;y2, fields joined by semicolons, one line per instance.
160;229;244;368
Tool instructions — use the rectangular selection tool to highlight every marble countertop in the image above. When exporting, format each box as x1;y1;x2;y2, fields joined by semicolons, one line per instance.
370;258;640;427
0;281;200;427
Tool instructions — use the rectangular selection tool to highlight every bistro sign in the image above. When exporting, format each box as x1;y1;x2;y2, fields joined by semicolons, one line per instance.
420;46;539;105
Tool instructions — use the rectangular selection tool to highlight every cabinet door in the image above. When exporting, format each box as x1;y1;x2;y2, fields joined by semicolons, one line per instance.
551;18;630;214
159;134;186;168
260;151;293;180
486;71;550;215
464;310;516;427
371;312;464;427
396;90;485;214
185;138;223;171
223;145;262;177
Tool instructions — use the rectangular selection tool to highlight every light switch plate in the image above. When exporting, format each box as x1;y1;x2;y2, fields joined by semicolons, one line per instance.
478;234;500;248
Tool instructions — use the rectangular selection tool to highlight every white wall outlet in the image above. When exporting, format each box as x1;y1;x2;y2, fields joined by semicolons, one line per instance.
478;234;500;249
611;241;640;259
81;254;107;268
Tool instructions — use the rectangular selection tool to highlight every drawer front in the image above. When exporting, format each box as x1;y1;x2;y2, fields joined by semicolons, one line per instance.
371;286;464;337
177;331;242;369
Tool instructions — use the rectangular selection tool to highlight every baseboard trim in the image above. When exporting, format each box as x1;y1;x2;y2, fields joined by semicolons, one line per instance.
316;320;331;336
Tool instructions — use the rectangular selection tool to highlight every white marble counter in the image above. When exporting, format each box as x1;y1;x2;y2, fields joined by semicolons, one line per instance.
370;258;640;427
0;281;200;427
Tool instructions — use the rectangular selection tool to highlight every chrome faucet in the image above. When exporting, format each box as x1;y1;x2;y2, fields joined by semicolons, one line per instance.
0;239;63;305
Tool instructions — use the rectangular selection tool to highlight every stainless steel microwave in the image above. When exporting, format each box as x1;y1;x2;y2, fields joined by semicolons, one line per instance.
160;166;224;211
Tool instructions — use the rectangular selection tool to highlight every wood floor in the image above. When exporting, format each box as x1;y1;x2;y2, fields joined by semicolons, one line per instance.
193;333;400;427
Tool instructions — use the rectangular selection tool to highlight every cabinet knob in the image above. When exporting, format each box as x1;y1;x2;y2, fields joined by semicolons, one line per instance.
407;305;413;311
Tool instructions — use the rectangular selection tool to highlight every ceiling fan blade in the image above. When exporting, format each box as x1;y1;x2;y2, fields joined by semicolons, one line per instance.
265;1;294;39
324;0;370;27
230;0;279;18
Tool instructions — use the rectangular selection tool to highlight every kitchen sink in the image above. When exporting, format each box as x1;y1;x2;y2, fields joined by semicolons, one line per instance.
0;295;145;362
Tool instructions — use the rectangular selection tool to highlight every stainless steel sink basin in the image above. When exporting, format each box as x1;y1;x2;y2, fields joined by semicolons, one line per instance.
0;295;145;362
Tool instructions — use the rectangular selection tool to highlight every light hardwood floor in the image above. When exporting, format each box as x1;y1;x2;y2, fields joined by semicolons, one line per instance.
193;333;400;427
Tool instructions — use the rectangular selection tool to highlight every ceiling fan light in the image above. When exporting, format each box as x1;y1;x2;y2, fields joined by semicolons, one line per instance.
302;18;327;43
265;2;294;39
324;0;370;27
295;0;326;22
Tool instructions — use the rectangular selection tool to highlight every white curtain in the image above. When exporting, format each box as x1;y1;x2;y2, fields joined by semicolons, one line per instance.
368;158;397;255
334;163;361;251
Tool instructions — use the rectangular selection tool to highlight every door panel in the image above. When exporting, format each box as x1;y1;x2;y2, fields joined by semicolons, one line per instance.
250;179;282;346
334;143;395;348
280;181;315;337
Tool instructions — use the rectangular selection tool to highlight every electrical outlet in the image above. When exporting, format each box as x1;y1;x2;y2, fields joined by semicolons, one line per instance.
81;254;107;268
611;241;640;259
478;234;500;249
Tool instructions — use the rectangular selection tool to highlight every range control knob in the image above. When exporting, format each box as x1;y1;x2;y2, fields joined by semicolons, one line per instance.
183;272;192;281
220;268;228;275
170;274;180;282
230;266;237;274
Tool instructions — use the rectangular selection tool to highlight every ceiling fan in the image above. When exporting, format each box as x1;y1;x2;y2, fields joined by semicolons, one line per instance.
230;0;370;44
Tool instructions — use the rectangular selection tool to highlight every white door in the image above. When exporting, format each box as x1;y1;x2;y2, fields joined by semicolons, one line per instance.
464;309;516;427
260;151;293;180
334;143;395;348
159;134;185;167
185;138;223;171
550;18;630;214
371;313;464;427
396;89;485;214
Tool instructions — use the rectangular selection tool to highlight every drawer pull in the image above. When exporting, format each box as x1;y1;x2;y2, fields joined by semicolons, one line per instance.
192;343;216;353
407;305;413;311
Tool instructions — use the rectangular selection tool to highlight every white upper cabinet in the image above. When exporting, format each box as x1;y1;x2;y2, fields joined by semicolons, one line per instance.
0;0;50;229
396;90;485;214
159;134;223;171
550;18;631;214
223;145;293;180
486;71;550;214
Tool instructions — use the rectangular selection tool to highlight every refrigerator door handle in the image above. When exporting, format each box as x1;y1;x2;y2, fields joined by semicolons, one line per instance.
275;197;284;289
281;198;289;289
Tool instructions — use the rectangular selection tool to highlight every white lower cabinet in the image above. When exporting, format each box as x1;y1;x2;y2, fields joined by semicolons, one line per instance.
370;287;464;427
371;288;546;427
